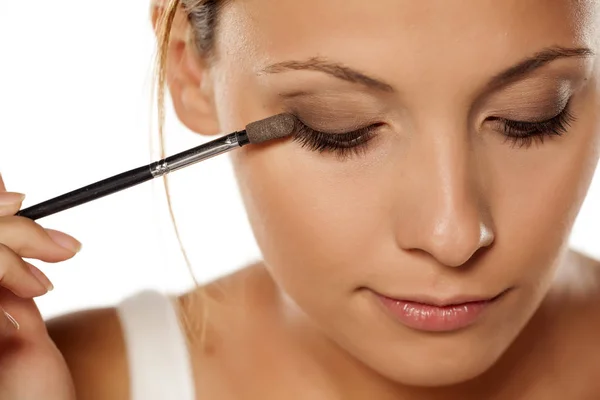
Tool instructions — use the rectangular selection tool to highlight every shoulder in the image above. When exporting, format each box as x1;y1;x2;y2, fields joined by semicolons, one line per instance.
47;307;129;400
570;250;600;327
544;250;600;392
47;289;203;400
553;249;600;327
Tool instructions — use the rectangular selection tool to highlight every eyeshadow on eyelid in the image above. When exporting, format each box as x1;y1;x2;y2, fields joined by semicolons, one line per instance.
491;94;570;120
293;105;380;121
487;79;574;117
292;110;385;133
281;95;386;129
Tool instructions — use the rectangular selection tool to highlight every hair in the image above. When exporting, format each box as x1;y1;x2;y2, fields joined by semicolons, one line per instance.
154;0;224;347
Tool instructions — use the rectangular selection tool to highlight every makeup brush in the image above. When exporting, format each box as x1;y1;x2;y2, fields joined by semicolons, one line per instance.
16;113;297;221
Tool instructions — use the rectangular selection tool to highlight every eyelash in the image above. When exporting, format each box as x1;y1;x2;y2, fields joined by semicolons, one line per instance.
292;122;380;160
491;102;575;148
292;103;576;158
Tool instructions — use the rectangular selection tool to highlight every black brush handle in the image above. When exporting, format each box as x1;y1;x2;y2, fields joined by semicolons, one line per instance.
15;131;248;221
16;164;155;221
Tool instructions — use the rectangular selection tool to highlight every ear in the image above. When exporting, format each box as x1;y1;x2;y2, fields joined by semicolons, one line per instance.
151;2;220;135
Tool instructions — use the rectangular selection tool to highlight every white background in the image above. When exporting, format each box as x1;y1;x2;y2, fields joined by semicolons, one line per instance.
0;1;599;319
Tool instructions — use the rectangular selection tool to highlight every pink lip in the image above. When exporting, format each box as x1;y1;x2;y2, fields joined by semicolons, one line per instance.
374;291;505;332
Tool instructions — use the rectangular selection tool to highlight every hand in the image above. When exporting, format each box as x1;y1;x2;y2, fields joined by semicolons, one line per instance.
0;174;80;399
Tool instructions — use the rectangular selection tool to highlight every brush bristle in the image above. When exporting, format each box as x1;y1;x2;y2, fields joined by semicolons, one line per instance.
246;113;298;144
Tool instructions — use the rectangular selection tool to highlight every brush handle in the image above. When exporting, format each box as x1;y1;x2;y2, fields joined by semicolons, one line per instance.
16;165;154;220
16;131;248;221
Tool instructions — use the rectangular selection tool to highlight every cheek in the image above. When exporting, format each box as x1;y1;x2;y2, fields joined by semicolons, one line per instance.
487;99;600;287
231;142;393;299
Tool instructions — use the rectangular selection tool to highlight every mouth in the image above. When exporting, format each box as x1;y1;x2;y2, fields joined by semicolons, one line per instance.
372;289;510;333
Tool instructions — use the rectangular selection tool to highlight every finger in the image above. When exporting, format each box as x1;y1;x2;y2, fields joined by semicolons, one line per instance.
24;262;54;292
0;192;26;217
0;217;81;262
0;173;6;192
0;244;50;298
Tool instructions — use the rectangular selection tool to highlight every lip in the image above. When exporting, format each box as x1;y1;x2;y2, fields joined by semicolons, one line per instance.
373;290;508;333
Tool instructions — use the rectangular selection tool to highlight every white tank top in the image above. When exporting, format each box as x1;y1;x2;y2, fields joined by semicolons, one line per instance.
117;290;196;400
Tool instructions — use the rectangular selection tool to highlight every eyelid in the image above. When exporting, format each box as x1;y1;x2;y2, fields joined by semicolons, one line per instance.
486;96;571;126
479;79;574;119
295;116;381;136
284;99;387;131
488;98;570;122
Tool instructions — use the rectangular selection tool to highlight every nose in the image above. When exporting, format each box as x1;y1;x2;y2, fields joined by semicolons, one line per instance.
393;129;494;268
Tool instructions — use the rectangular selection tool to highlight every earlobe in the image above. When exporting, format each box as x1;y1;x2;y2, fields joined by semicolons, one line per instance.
151;2;221;136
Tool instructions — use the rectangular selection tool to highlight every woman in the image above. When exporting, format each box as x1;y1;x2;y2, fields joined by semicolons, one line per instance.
0;0;599;398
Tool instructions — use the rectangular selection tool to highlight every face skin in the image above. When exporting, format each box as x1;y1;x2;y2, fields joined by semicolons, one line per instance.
166;0;600;391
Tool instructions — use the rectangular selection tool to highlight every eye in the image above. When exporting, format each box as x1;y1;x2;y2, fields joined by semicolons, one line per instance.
291;120;381;160
487;101;576;148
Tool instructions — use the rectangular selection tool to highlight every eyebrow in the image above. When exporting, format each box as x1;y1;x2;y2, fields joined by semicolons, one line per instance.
487;46;594;88
260;46;594;93
261;56;394;92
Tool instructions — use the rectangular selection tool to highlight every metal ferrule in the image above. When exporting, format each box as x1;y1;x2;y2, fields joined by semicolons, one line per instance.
150;132;242;178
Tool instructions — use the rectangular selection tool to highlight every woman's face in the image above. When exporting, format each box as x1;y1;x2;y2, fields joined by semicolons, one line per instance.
199;0;600;386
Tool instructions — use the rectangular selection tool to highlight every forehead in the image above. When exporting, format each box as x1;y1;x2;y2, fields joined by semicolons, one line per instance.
216;0;599;73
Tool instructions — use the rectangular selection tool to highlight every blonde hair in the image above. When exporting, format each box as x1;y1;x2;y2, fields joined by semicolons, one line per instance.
153;0;224;347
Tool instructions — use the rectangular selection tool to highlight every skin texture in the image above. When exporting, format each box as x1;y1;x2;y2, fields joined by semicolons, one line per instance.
46;0;600;399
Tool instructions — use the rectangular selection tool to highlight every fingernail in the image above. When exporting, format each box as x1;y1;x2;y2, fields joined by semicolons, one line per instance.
28;264;54;292
0;192;25;206
46;229;82;253
3;310;19;331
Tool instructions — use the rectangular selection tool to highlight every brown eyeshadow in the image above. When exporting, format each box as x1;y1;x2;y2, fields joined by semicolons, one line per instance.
280;93;386;133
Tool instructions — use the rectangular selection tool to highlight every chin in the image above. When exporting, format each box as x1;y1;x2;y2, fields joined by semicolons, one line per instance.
384;360;493;388
371;351;498;388
339;330;509;388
